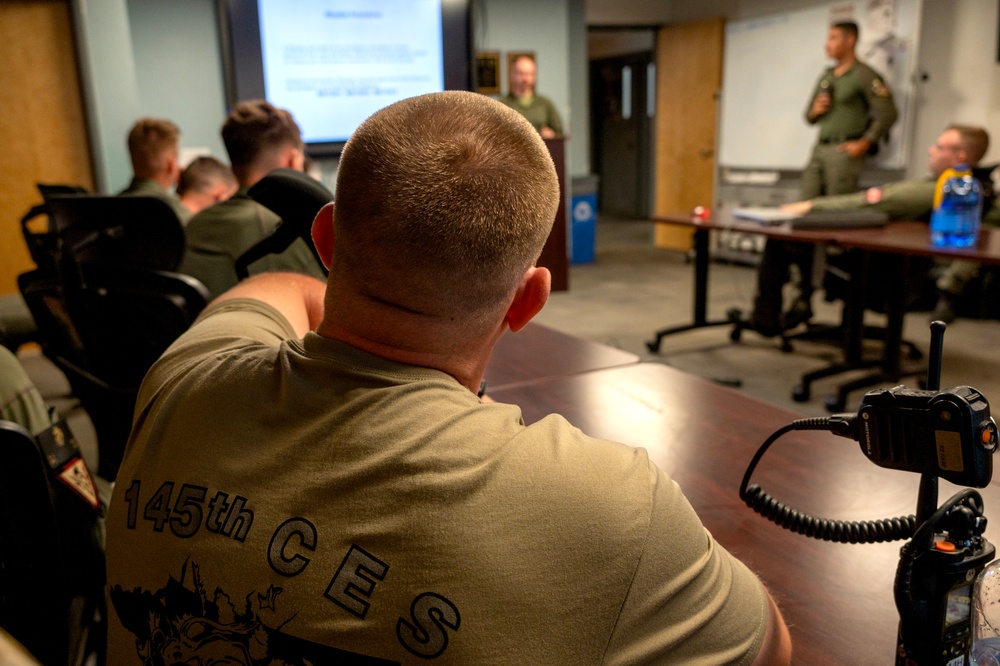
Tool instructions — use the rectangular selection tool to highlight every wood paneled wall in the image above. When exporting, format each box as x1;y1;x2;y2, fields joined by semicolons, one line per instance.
0;1;94;294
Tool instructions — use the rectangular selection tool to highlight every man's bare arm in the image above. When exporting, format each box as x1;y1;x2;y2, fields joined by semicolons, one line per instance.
211;272;326;337
752;589;792;666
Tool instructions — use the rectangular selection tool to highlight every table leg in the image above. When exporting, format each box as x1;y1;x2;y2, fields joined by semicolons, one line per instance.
646;226;737;353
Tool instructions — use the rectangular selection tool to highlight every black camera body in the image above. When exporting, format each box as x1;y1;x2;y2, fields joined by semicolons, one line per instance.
857;386;998;488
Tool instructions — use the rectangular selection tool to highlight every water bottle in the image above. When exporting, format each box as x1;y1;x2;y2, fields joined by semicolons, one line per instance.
930;164;983;248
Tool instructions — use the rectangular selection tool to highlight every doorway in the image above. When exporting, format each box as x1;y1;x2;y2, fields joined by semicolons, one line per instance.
588;28;655;220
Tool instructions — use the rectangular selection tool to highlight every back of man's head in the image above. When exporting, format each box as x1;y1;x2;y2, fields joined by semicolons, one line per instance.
127;118;180;179
950;124;990;165
832;21;859;42
221;100;303;183
177;156;237;197
332;91;559;335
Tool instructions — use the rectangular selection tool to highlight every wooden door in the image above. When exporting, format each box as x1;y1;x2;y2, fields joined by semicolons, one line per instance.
0;1;94;294
653;18;723;250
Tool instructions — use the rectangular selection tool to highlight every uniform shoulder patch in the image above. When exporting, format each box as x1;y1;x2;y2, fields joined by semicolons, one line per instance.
872;77;890;97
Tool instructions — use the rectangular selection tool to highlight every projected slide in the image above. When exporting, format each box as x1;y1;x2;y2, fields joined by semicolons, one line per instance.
259;0;444;144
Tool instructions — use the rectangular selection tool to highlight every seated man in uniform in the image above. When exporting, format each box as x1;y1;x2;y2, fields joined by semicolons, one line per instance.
750;124;992;335
118;117;190;224
106;92;790;665
180;100;326;298
176;155;238;218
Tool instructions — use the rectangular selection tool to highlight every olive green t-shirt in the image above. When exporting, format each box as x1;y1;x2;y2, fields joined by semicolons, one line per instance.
106;298;768;665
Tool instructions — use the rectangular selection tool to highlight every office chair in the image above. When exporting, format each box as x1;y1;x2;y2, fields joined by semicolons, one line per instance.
0;419;106;666
20;184;89;272
236;168;333;279
44;194;186;275
728;245;930;410
17;194;202;479
18;264;209;480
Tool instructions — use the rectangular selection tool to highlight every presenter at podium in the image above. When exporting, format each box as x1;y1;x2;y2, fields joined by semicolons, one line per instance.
500;54;564;139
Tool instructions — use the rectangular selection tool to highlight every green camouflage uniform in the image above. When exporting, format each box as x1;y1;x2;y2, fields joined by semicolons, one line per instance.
801;61;898;198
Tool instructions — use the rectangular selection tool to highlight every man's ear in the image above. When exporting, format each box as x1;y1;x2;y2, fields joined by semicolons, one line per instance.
311;202;335;269
281;146;305;171
166;153;181;186
505;266;550;332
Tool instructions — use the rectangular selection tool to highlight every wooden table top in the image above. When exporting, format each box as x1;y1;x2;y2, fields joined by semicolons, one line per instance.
483;322;640;391
488;362;1000;665
652;208;1000;264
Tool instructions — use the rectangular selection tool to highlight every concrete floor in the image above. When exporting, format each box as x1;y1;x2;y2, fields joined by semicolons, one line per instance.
15;214;1000;473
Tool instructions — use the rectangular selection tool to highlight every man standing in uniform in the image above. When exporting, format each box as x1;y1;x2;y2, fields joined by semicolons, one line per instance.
500;54;564;139
802;21;897;198
750;20;898;335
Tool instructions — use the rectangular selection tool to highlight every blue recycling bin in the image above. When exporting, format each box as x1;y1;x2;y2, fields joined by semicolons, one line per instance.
570;175;598;264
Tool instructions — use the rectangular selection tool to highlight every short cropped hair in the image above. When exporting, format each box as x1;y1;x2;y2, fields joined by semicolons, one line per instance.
832;21;859;41
127;118;180;178
950;124;991;165
333;91;559;330
177;156;237;196
221;100;303;173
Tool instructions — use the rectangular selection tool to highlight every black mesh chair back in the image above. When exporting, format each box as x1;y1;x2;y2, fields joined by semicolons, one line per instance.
0;420;105;666
45;194;185;275
19;184;89;272
236;168;333;279
18;265;209;479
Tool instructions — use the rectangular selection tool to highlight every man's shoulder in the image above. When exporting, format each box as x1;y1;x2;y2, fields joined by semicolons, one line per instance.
119;177;160;196
854;60;888;83
187;194;275;234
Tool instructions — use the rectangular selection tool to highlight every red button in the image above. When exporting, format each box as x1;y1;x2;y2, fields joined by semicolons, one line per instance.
934;540;957;552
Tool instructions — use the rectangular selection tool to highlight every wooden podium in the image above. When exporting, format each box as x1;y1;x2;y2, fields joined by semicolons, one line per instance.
538;137;569;292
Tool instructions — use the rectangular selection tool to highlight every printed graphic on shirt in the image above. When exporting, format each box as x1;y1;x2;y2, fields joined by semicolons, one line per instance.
109;559;399;665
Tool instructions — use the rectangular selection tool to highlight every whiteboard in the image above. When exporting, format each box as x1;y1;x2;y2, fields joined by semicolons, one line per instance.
718;0;921;170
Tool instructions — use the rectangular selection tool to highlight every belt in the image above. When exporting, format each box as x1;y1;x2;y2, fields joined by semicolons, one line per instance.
819;135;864;144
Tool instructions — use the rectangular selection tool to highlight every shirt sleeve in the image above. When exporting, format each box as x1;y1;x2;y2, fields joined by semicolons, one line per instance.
810;190;869;212
873;179;937;220
601;462;768;665
137;298;297;403
860;67;898;144
805;73;829;125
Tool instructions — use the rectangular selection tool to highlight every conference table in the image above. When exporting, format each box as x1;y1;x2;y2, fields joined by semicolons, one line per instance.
646;209;1000;409
484;321;640;391
486;359;1000;665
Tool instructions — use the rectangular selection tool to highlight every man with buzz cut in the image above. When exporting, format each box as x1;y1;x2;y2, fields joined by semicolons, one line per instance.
106;91;790;665
180;99;326;298
177;155;239;218
118;117;190;224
